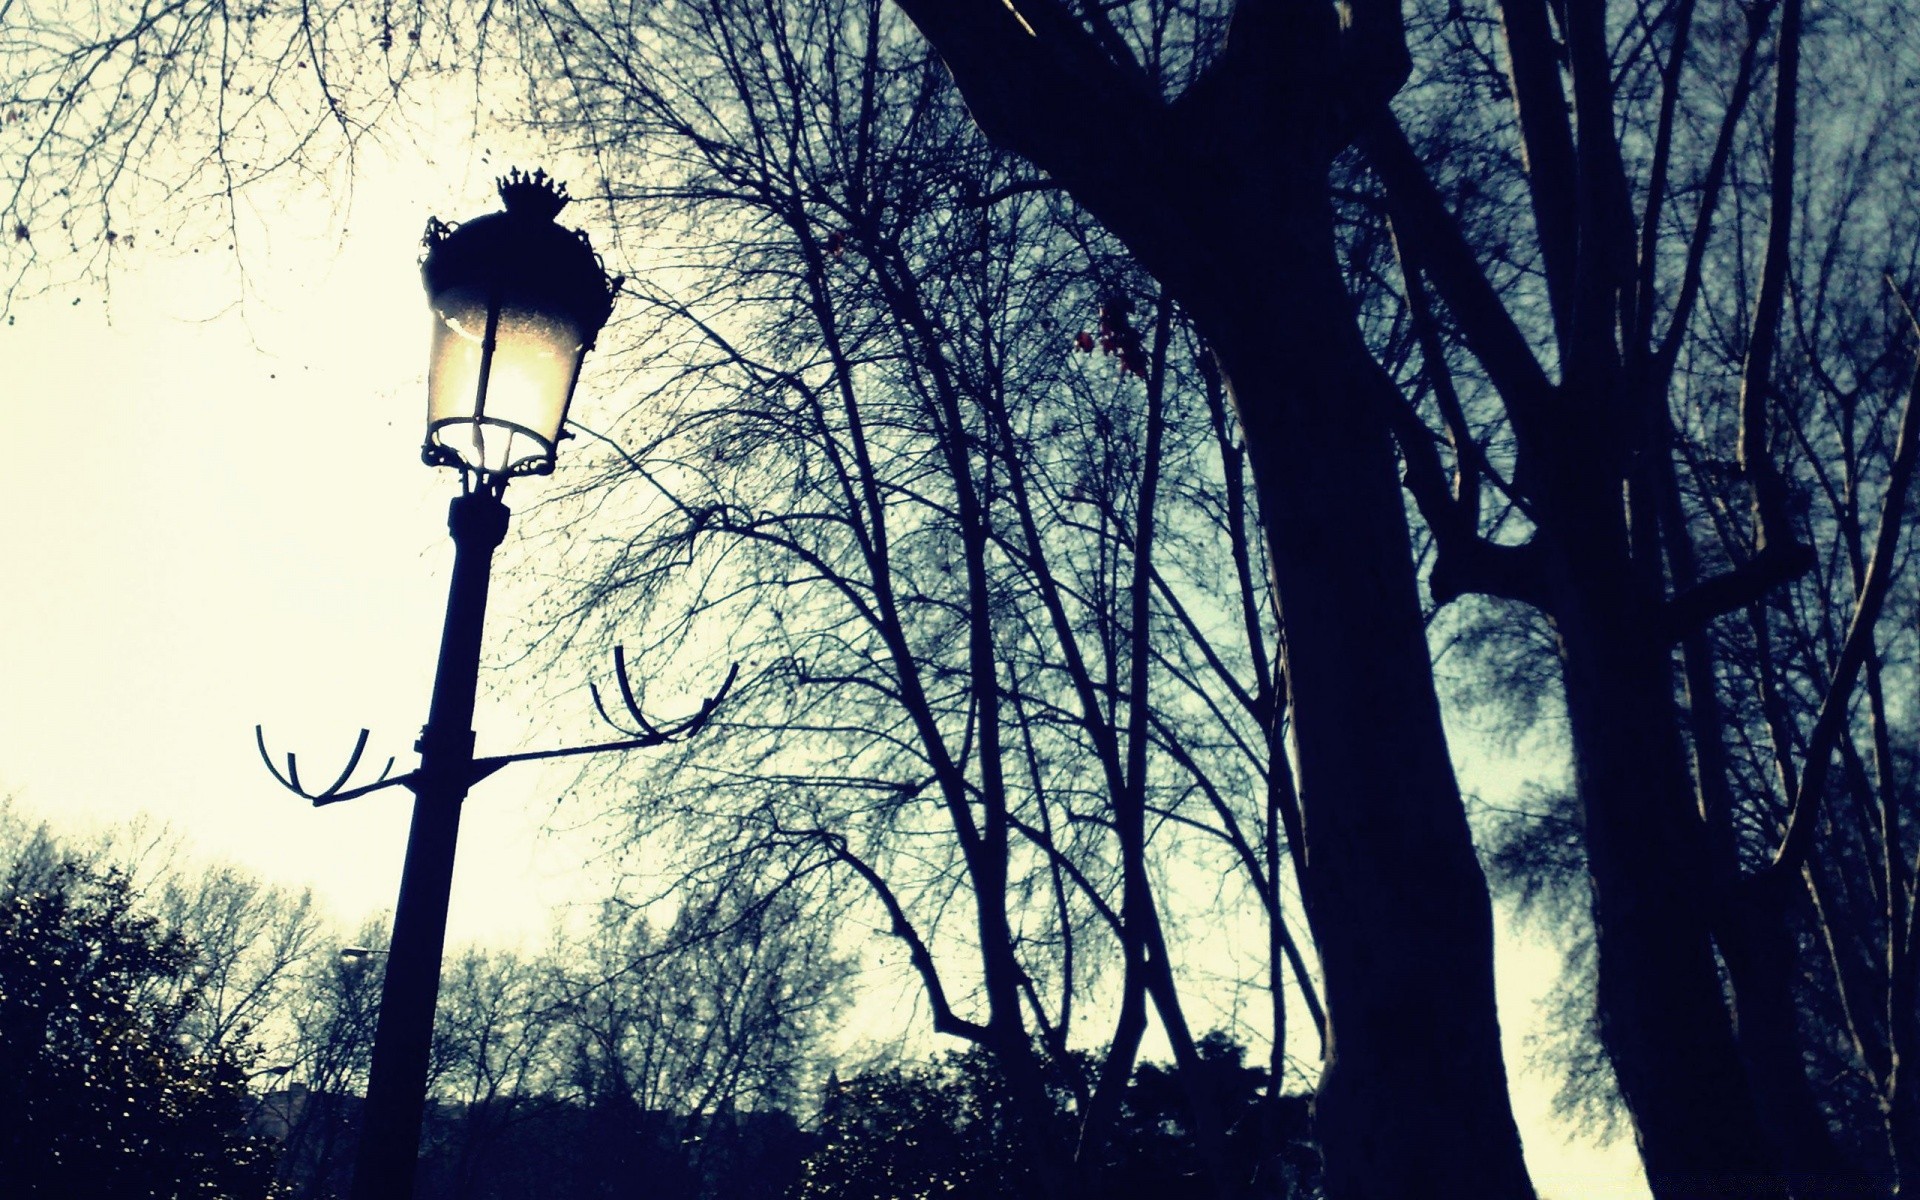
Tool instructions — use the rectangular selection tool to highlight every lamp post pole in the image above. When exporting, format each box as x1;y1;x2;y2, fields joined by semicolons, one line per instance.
349;487;508;1200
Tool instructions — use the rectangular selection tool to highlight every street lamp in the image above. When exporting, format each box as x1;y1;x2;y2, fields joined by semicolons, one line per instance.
256;170;731;1200
347;168;615;1200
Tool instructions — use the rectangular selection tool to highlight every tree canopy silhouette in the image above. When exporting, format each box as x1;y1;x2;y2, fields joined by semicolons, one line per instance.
0;840;286;1197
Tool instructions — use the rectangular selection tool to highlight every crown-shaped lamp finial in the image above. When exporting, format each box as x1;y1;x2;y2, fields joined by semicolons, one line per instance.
496;168;569;221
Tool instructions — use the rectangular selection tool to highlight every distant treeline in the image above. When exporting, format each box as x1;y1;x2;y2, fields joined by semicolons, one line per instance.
0;806;1318;1199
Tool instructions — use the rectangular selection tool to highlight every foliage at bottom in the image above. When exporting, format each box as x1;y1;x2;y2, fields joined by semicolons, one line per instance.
0;849;285;1198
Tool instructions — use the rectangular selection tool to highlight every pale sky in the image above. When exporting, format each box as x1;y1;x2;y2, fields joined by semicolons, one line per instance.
0;126;1648;1199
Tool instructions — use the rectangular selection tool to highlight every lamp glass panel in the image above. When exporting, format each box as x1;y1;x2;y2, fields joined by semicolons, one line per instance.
482;303;587;444
427;287;587;474
427;287;490;427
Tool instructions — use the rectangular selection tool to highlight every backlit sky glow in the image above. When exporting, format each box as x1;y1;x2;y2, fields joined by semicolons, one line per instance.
0;98;1649;1200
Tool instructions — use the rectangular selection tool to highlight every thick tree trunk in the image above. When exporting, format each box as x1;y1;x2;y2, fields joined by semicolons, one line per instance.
1188;196;1532;1200
886;6;1533;1193
1557;631;1782;1195
1892;948;1920;1195
1540;468;1783;1193
1718;885;1855;1182
1658;448;1850;1183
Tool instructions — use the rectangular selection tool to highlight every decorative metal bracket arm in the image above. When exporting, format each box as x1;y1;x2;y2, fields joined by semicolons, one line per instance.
255;725;410;807
588;648;739;741
472;652;738;780
256;651;737;807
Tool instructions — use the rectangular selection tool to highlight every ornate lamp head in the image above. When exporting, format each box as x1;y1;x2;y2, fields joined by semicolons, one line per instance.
419;170;619;483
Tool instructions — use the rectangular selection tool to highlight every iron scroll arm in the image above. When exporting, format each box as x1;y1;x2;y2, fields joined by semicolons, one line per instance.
469;655;739;785
256;651;739;808
589;648;738;740
255;725;407;807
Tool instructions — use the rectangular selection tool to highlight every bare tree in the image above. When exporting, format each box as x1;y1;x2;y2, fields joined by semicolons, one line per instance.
419;946;562;1198
1369;1;1920;1191
498;1;1324;1192
277;916;389;1198
875;3;1534;1195
0;0;431;305
156;862;326;1066
547;887;847;1129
